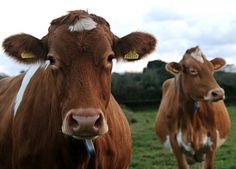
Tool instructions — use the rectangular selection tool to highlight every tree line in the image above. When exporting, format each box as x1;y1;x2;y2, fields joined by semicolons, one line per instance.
112;60;236;108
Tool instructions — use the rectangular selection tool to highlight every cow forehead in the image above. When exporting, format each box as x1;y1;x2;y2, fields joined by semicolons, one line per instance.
49;10;109;33
68;17;97;32
47;10;113;53
184;47;204;64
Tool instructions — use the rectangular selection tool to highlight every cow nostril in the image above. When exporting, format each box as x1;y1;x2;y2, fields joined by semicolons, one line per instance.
68;114;80;128
94;114;102;129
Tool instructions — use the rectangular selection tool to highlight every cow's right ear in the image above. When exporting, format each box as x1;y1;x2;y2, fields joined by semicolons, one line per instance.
2;33;47;64
165;62;182;75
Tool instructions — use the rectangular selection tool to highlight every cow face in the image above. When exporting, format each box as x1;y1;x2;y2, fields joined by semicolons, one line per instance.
2;10;156;139
166;46;225;102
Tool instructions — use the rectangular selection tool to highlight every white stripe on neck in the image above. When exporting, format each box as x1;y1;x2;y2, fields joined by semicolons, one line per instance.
14;61;49;116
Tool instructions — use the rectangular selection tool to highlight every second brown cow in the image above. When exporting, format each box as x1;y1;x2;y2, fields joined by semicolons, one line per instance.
155;46;230;169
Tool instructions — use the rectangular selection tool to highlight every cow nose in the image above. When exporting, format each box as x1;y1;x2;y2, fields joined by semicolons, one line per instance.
206;88;225;101
62;108;108;139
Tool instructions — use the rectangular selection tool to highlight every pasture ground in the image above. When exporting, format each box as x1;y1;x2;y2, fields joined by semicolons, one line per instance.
128;106;236;169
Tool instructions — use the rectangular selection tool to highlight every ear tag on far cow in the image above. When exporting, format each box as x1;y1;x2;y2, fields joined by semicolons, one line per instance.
171;68;179;74
124;51;139;60
21;52;35;59
214;64;222;70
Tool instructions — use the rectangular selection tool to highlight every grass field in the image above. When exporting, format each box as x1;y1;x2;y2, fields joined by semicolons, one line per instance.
128;106;236;169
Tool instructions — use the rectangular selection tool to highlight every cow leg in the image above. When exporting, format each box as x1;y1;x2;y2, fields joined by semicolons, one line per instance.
199;161;205;169
170;134;189;169
203;150;216;169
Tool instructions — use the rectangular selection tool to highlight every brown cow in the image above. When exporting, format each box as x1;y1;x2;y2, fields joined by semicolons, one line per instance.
0;10;156;169
155;46;230;169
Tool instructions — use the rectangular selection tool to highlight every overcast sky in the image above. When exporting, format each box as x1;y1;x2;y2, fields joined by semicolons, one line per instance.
0;0;235;75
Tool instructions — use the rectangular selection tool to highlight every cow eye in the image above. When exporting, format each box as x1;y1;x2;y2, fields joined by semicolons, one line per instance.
107;53;115;63
47;55;56;65
189;68;198;75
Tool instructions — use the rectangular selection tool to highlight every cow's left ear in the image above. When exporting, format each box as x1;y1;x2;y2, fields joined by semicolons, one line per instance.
2;33;47;64
113;32;157;61
210;58;226;71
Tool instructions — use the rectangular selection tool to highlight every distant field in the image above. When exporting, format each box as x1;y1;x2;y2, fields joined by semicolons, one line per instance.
128;106;236;169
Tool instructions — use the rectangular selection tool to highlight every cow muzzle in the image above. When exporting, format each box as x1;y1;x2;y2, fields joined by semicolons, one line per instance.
204;88;225;102
62;108;108;139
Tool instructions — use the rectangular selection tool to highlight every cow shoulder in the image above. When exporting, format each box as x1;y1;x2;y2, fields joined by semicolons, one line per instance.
0;77;12;92
162;78;173;95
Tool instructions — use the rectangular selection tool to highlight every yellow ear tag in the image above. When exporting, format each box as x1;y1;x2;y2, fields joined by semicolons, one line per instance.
124;51;139;60
21;52;35;59
214;64;221;70
172;68;179;73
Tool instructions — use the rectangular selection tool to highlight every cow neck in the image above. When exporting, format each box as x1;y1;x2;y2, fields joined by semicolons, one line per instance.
174;74;199;116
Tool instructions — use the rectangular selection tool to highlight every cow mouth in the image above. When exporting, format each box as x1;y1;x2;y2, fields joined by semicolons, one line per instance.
203;96;224;102
63;132;99;140
62;128;108;140
191;95;224;103
72;134;99;140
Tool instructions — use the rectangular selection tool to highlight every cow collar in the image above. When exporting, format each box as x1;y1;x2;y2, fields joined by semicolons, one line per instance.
84;139;96;158
192;102;200;112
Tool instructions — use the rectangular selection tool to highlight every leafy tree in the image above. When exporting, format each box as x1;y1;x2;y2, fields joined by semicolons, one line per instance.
112;60;236;108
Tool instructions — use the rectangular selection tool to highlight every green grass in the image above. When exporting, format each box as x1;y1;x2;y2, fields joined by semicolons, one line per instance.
129;106;236;169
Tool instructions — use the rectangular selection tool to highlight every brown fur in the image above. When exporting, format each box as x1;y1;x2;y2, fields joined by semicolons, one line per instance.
155;47;231;169
0;10;156;169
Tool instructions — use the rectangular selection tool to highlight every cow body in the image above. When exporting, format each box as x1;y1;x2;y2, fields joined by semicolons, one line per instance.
0;10;156;169
155;46;230;169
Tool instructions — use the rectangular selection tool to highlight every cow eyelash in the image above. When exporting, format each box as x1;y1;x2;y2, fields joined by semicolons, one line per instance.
107;53;115;62
189;68;198;75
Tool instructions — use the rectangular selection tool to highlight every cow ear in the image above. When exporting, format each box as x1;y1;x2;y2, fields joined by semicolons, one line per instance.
166;62;182;75
113;32;157;61
2;33;47;64
210;58;226;71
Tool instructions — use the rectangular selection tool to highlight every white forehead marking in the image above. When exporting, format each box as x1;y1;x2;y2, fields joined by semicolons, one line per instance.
191;49;204;63
68;17;97;32
14;62;49;116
